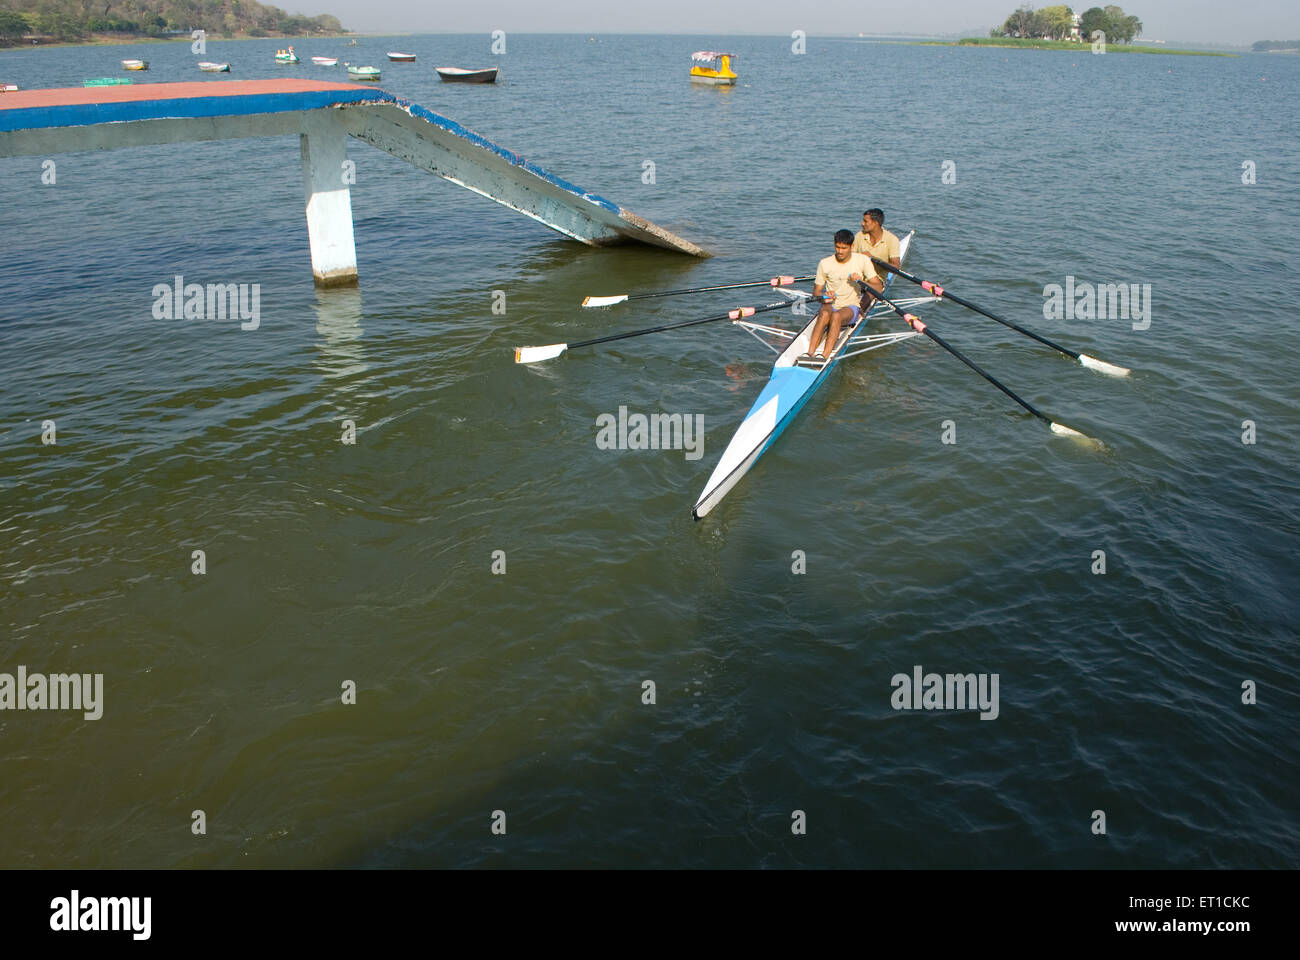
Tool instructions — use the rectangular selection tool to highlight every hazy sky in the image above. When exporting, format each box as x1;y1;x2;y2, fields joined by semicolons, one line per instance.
305;0;1298;46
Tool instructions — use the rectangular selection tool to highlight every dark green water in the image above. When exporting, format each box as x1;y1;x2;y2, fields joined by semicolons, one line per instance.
1;34;1297;867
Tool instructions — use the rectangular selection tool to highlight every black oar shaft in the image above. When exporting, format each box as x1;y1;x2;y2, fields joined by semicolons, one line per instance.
626;276;813;302
869;258;1082;361
569;299;797;350
871;289;1052;425
916;325;1051;425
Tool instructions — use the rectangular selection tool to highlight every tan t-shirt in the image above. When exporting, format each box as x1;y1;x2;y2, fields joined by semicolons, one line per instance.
815;253;873;310
852;229;901;285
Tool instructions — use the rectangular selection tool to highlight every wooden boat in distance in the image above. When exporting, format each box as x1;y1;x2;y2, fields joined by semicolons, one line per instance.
198;62;230;72
85;77;133;86
275;48;300;63
346;65;381;81
435;66;498;84
387;52;417;62
689;51;737;85
121;59;149;71
311;56;338;66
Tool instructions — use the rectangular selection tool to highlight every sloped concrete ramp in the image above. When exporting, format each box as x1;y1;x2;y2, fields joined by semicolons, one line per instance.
0;80;709;269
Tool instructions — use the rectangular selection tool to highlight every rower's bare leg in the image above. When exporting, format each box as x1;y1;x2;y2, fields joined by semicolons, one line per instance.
824;306;855;354
806;305;832;357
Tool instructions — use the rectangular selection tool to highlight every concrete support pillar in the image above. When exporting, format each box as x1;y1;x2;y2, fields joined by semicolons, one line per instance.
300;115;358;287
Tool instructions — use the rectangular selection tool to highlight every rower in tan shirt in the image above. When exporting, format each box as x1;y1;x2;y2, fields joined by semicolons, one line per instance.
802;229;875;363
852;208;901;308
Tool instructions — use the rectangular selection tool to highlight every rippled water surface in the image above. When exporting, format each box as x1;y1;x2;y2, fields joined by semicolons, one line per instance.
1;35;1297;867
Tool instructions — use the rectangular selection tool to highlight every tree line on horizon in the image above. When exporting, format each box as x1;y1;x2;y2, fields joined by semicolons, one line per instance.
1251;40;1300;52
991;4;1143;43
0;0;345;45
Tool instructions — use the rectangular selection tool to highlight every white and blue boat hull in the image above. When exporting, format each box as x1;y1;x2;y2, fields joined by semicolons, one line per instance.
692;231;915;519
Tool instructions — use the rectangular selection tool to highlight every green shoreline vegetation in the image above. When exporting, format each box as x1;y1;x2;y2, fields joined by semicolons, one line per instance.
910;4;1233;57
917;37;1233;56
0;1;347;48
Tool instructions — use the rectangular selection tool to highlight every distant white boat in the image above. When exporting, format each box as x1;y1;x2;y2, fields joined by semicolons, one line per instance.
198;62;230;73
311;56;338;66
387;52;417;62
1;82;18;92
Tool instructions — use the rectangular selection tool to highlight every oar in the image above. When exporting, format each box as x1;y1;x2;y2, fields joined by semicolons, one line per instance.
582;275;812;308
867;288;1099;444
515;298;803;364
868;258;1130;377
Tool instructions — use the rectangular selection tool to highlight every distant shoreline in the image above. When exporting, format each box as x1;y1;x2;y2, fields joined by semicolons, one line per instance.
915;37;1235;57
0;33;360;52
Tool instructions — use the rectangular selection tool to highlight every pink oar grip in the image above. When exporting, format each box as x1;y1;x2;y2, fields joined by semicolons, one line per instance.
769;275;795;286
728;307;756;319
921;280;945;297
905;314;926;333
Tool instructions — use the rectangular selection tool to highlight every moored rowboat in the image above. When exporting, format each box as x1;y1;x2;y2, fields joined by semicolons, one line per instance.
347;65;381;81
691;232;917;519
198;62;230;72
435;66;498;83
311;56;338;66
121;59;148;71
387;52;417;62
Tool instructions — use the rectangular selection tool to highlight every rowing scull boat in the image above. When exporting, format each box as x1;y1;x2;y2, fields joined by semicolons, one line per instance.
692;230;923;519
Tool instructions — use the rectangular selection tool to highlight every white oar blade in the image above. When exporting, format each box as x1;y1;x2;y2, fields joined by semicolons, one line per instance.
515;343;568;364
1078;353;1131;377
582;295;628;308
1049;421;1102;447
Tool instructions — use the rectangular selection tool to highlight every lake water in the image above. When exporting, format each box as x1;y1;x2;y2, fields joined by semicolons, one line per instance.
1;34;1297;867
